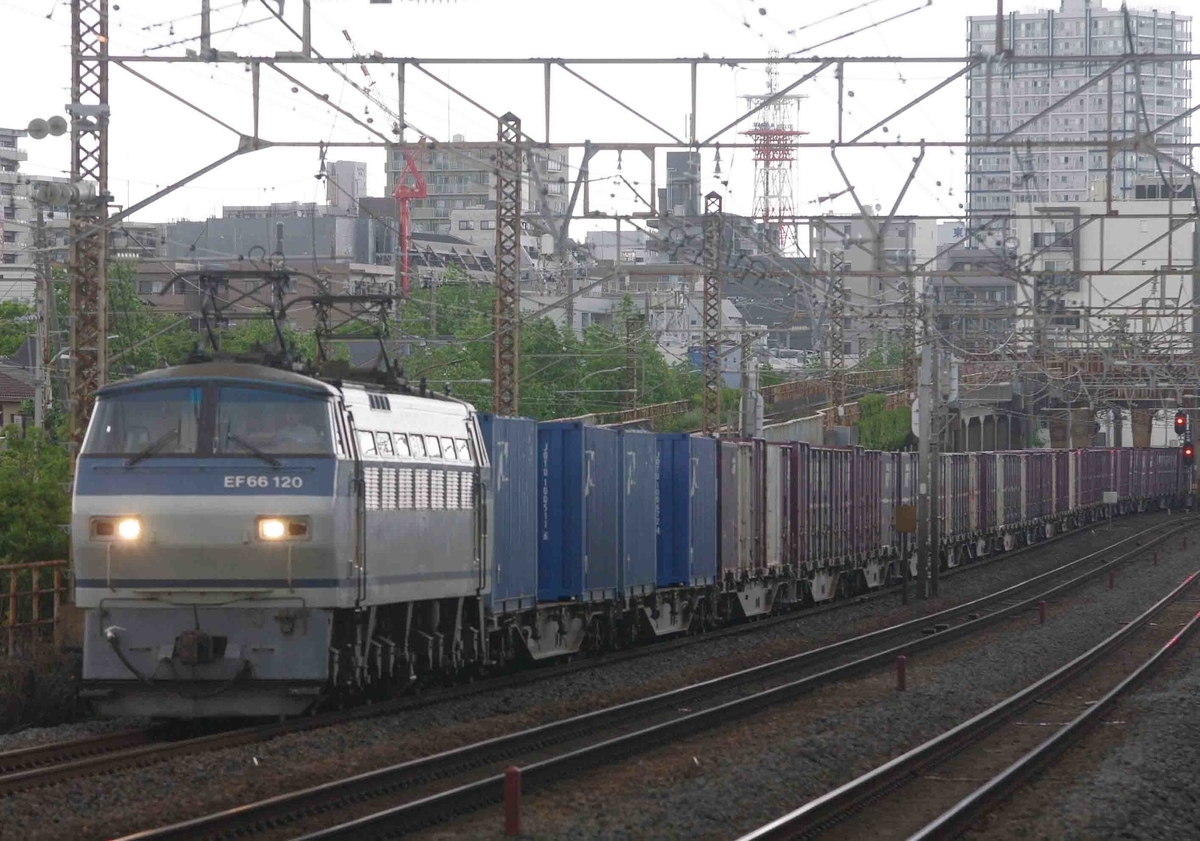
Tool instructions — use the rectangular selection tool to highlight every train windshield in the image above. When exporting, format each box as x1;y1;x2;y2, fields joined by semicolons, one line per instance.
84;386;203;456
83;385;334;457
214;387;334;456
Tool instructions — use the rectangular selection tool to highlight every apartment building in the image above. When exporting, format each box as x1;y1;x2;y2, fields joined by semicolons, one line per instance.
965;0;1192;228
387;137;569;237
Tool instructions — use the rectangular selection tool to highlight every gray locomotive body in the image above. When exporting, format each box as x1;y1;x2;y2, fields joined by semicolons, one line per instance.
74;363;488;717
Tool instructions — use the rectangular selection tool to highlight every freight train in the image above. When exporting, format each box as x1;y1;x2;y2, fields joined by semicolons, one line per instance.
72;362;1190;718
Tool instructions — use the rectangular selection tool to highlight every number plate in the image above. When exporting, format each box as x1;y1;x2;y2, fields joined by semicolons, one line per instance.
223;475;305;490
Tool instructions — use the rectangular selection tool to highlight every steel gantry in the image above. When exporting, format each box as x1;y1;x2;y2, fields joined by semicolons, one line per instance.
492;113;522;417
702;192;723;435
69;0;109;457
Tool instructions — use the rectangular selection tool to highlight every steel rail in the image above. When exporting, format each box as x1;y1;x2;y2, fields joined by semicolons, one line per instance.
739;568;1200;841
910;598;1200;840
10;510;1148;798
0;728;157;776
120;521;1193;841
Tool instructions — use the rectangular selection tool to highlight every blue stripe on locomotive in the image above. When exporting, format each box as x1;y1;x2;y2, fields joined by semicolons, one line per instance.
537;421;620;603
619;430;658;597
74;456;338;496
477;414;539;613
656;433;718;588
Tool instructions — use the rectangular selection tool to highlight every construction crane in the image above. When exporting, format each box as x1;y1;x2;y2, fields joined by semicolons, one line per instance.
391;145;426;297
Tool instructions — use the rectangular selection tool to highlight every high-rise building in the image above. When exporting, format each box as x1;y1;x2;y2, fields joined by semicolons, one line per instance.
325;160;368;216
0;127;71;302
965;0;1191;229
386;137;569;237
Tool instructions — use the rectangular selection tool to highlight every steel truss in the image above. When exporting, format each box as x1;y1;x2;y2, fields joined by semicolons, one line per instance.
492;113;522;417
68;0;109;456
702;193;723;435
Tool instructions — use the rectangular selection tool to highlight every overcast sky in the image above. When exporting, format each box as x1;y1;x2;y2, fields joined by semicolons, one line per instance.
0;0;1192;243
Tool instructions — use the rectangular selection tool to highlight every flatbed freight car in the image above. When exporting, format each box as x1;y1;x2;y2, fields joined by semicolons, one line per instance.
72;360;1192;718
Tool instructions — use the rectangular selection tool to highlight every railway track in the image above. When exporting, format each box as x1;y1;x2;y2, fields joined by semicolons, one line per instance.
738;565;1200;841
113;518;1194;841
5;512;1161;801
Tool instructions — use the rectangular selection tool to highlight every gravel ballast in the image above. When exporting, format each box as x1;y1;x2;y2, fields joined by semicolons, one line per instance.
425;518;1200;840
0;512;1186;840
966;609;1200;840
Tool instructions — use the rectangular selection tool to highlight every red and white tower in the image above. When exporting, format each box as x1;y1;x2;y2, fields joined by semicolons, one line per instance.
742;51;807;248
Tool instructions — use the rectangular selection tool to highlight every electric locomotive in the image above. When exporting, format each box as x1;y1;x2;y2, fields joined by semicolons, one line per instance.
73;361;489;718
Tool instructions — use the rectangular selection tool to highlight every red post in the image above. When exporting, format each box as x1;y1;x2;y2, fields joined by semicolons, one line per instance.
1039;600;1046;625
504;766;521;837
1154;550;1159;566
896;655;906;692
1184;535;1189;550
1109;569;1115;590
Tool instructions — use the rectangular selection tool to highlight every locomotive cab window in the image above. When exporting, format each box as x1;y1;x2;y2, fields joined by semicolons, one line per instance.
215;387;334;456
393;433;411;457
440;437;456;461
454;438;472;462
84;386;202;456
425;435;442;459
409;434;427;458
357;430;377;457
375;432;394;457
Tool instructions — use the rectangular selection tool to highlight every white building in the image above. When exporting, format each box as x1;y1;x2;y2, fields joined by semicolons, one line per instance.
325;161;368;216
390;138;569;237
809;213;938;362
585;229;649;265
1013;197;1196;351
966;0;1192;224
0;127;70;303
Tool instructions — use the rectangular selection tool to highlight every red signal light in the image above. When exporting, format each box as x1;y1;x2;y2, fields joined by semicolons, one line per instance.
1176;411;1188;436
1184;443;1195;465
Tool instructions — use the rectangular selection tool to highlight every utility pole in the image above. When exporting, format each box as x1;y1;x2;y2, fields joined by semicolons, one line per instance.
827;250;846;422
492;113;522;416
68;0;110;461
929;338;940;596
739;331;762;438
624;313;642;411
429;273;438;336
701;192;723;435
902;271;917;393
917;338;932;598
33;207;53;429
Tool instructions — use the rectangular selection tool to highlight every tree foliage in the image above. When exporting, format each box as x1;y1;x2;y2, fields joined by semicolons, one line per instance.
0;430;70;563
857;392;912;451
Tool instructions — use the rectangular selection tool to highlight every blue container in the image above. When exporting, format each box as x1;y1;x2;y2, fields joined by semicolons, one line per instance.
477;414;539;613
619;430;659;597
537;421;620;602
657;434;718;587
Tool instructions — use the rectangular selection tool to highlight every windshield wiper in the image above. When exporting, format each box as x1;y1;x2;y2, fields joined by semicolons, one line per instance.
125;426;181;468
225;433;282;468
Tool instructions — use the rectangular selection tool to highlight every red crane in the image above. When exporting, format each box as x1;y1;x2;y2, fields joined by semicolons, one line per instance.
391;144;427;297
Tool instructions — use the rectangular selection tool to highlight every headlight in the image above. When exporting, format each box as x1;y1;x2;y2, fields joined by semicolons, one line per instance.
258;518;287;540
117;518;141;540
91;516;142;541
256;517;309;541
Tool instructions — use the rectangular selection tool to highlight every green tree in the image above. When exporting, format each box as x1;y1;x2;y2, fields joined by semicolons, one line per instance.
0;429;70;563
0;301;35;358
856;392;912;451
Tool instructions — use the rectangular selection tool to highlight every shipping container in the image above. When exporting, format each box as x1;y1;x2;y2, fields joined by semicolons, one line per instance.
619;430;659;597
536;421;620;602
718;440;758;576
477;414;538;613
657;434;718;587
